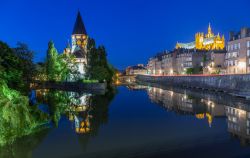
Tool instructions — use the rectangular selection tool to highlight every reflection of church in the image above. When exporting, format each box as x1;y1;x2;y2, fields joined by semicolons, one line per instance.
64;11;88;78
68;92;92;134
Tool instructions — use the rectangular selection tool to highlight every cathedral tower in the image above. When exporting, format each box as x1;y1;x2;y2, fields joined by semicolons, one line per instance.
71;11;88;52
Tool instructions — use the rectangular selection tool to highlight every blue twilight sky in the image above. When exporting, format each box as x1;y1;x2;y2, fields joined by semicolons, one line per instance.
0;0;250;69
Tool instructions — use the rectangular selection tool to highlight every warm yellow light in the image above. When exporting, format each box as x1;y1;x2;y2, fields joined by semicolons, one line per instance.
159;69;162;74
170;69;173;74
238;62;246;69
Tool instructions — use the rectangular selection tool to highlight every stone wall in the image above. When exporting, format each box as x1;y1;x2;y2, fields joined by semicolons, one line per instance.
31;81;107;94
136;75;250;97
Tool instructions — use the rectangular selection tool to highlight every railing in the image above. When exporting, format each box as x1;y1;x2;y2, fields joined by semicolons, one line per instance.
142;73;249;77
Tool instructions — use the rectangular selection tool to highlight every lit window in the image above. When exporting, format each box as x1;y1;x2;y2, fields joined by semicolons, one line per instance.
234;44;238;50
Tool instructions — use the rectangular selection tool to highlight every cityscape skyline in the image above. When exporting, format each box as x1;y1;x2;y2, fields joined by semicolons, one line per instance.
1;0;250;69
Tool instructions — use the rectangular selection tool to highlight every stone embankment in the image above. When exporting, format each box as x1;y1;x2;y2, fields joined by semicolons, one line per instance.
31;81;107;94
136;74;250;98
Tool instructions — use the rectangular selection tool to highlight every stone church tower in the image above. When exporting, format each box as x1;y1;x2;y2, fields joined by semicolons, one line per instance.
64;11;88;78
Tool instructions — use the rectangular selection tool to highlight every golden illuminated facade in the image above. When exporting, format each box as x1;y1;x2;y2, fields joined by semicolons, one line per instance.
176;24;225;50
71;33;88;52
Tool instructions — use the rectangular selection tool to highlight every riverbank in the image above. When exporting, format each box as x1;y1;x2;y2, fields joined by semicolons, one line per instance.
30;81;107;94
136;74;250;99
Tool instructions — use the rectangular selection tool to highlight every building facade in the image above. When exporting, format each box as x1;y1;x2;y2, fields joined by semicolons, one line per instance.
147;52;167;75
176;49;207;74
126;64;147;75
203;50;226;74
161;50;176;75
225;27;250;74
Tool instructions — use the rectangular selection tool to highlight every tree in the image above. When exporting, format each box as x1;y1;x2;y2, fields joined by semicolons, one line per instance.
86;38;115;83
0;41;24;92
45;41;80;82
13;42;35;83
46;41;60;81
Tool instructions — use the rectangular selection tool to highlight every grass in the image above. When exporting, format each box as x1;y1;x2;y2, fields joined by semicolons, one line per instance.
82;79;99;83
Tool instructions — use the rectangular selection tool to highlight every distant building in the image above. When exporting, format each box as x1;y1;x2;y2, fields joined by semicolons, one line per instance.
176;24;225;50
203;50;226;74
64;11;88;78
126;64;147;75
225;27;250;74
147;51;168;75
161;50;177;75
175;49;207;74
147;57;158;75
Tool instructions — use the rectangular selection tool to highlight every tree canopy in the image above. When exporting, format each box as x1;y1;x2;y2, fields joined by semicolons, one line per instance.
86;38;115;83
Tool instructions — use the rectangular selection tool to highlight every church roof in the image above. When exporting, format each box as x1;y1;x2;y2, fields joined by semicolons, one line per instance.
72;11;87;35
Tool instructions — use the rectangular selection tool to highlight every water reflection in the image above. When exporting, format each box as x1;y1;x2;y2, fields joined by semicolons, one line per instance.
3;84;250;157
0;88;116;157
35;89;116;135
145;85;250;145
0;129;50;158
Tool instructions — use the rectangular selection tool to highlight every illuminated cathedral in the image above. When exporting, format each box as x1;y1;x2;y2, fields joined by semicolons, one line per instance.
176;24;225;50
64;11;88;77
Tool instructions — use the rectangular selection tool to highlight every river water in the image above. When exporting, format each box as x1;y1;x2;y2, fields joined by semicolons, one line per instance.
2;85;250;158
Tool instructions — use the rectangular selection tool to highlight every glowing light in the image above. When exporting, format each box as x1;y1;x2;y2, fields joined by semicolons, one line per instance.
170;69;173;74
238;61;246;69
159;69;162;74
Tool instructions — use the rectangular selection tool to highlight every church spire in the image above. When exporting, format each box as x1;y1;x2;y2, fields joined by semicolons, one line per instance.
208;23;212;35
72;11;87;35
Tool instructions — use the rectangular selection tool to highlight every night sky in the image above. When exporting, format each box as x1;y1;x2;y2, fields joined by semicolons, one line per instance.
1;0;250;69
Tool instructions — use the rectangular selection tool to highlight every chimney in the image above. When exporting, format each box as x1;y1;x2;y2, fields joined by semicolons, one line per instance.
229;31;234;41
241;27;248;38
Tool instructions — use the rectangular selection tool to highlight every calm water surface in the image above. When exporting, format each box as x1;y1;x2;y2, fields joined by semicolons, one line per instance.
2;85;250;158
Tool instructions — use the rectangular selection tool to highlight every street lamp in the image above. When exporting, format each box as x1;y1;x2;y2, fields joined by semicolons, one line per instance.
238;61;246;74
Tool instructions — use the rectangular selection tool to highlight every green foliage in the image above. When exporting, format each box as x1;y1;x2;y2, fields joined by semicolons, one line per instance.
13;42;35;82
185;67;203;75
0;41;36;94
185;68;194;74
86;38;115;83
45;41;80;82
82;79;99;83
202;54;207;63
0;41;24;92
0;81;48;146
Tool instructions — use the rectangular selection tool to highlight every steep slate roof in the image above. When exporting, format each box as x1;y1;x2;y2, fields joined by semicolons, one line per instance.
72;11;87;35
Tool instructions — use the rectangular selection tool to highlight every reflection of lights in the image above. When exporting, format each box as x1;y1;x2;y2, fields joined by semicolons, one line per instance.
207;100;215;108
170;91;174;97
183;94;187;100
159;88;163;94
115;80;120;85
238;109;246;117
196;113;205;119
